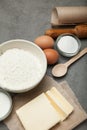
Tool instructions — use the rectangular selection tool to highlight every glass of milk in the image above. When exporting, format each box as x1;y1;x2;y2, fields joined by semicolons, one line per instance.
0;89;12;121
55;33;81;57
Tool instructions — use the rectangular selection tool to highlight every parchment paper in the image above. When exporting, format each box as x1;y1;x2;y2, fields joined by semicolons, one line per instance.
4;75;87;130
51;7;87;26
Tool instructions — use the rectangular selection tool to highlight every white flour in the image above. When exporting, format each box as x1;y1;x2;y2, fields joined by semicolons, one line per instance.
57;36;79;53
0;49;42;90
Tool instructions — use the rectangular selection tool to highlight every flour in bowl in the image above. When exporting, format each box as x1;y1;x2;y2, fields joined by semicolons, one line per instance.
0;48;43;91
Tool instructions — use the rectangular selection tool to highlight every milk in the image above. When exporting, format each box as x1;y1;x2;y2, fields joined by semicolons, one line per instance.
0;91;11;118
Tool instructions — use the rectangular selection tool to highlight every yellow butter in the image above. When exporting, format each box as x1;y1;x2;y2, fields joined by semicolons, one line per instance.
46;87;73;121
16;93;60;130
50;87;74;115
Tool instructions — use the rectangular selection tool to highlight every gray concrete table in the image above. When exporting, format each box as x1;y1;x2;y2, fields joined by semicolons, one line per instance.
0;0;87;130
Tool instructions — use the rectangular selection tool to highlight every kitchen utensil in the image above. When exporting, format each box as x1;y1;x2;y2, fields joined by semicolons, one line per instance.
45;24;87;39
52;48;87;77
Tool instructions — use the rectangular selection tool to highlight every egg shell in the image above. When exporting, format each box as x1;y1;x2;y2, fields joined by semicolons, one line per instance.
34;35;54;50
44;49;59;65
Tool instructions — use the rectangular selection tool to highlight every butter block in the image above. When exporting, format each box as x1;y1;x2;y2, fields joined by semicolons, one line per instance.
46;90;67;121
46;87;74;121
16;93;60;130
50;87;74;115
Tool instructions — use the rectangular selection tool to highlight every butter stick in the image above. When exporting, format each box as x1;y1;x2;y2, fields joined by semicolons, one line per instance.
46;87;74;121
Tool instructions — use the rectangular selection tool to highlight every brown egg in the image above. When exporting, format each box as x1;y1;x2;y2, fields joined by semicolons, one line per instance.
44;49;59;65
34;35;54;50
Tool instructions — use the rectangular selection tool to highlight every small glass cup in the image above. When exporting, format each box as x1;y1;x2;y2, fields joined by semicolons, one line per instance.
55;33;81;57
0;89;12;121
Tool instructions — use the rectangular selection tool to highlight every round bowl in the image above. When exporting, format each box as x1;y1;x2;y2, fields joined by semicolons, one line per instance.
0;89;12;121
0;39;47;93
55;33;81;57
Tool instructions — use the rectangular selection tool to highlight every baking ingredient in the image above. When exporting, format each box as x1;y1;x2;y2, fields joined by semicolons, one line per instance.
16;87;74;130
57;35;79;54
34;35;54;49
16;93;60;130
0;48;43;91
46;87;74;121
44;49;59;65
46;90;67;121
0;91;11;120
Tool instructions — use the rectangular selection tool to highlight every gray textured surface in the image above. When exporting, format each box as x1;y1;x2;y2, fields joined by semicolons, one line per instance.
0;0;87;130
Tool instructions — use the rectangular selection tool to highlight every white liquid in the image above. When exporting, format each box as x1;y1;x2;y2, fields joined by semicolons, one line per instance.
57;36;79;54
0;49;42;91
0;91;11;118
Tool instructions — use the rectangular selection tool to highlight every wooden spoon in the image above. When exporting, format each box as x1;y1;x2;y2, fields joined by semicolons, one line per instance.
52;48;87;77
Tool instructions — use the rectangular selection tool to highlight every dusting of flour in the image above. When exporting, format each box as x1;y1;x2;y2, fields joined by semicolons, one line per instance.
0;49;42;90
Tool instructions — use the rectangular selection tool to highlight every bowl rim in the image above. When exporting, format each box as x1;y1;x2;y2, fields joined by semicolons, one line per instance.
0;39;47;93
0;88;12;121
55;33;81;57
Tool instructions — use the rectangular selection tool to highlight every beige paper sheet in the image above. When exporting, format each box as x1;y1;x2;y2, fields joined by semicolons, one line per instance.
4;75;87;130
51;7;87;26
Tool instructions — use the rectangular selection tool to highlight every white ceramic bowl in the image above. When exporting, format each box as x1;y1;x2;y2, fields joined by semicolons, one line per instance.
0;39;47;93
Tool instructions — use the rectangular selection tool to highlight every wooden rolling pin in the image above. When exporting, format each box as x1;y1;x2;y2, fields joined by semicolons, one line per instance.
45;24;87;39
